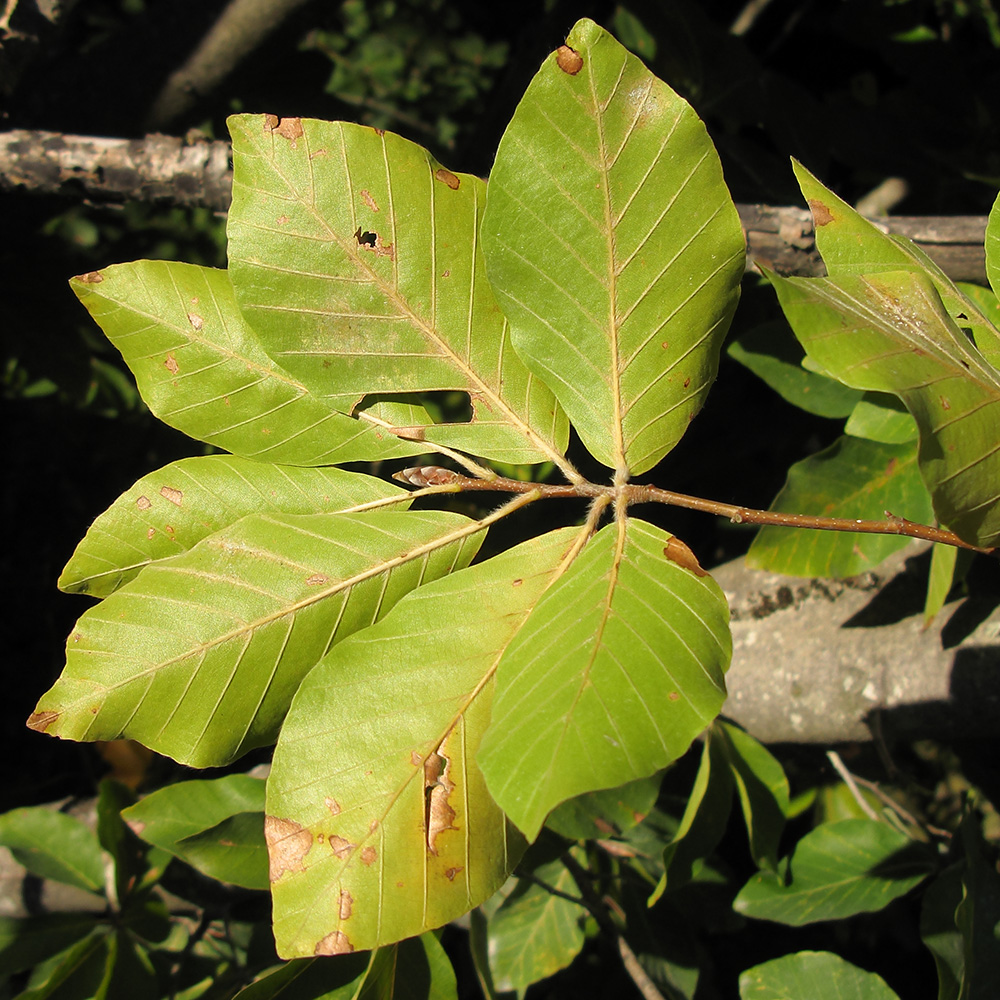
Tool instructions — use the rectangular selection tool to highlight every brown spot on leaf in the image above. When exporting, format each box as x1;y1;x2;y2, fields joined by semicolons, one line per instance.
26;710;59;732
325;797;341;816
164;524;175;540
147;528;155;539
164;353;179;375
663;537;708;578
444;866;464;881
136;495;152;511
668;691;680;702
808;199;834;227
683;376;691;388
315;931;353;956
661;341;669;350
329;836;355;860
886;457;898;475
353;226;395;259
75;271;104;283
339;889;353;919
360;189;379;212
556;45;583;74
310;148;327;159
512;578;523;587
187;313;203;330
276;214;289;225
411;750;422;767
160;486;183;506
434;168;460;190
306;574;329;586
425;751;457;855
593;817;615;835
940;395;951;410
263;114;279;131
267;116;304;145
361;846;377;866
264;815;313;882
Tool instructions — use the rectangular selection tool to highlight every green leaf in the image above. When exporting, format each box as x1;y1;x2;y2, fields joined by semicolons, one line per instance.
957;283;1000;368
487;856;587;992
844;392;918;444
718;722;789;872
739;950;900;1000
650;730;732;904
727;322;863;419
545;773;661;840
0;807;104;893
266;528;579;958
920;864;964;1000
767;269;1000;547
71;262;423;465
226;114;567;467
30;511;483;766
956;809;1000;1000
357;935;458;1000
0;915;97;978
792;161;1000;368
59;457;409;598
924;542;960;626
234;955;369;999
733;818;934;926
481;17;744;475
176;812;269;890
479;517;731;840
747;436;935;578
96;779;148;905
15;928;112;1000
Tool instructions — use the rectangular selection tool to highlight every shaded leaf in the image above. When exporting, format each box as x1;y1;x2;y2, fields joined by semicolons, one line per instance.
233;954;369;1000
480;517;731;841
727;322;863;419
487;856;587;992
739;950;899;1000
956;809;1000;1000
266;528;580;957
545;773;661;840
767;268;1000;546
481;17;745;475
15;929;112;1000
226;114;567;466
733;819;934;926
357;935;458;1000
794;161;1000;368
920;864;964;1000
0;807;104;894
747;436;934;578
177;812;269;890
31;511;482;766
60;457;409;598
71;262;423;465
0;915;98;978
718;722;789;872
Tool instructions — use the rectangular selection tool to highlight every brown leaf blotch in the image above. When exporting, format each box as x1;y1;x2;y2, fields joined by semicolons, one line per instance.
269;117;303;144
262;114;280;131
361;189;380;212
434;168;460;190
668;691;680;702
164;353;179;375
306;574;329;586
425;752;458;855
75;271;104;284
329;835;355;860
556;45;583;75
444;866;464;881
160;486;183;507
411;750;422;767
339;889;353;920
361;846;377;866
136;495;152;511
26;710;59;732
315;931;354;956
663;537;708;578
808;198;834;227
325;797;341;816
264;815;313;882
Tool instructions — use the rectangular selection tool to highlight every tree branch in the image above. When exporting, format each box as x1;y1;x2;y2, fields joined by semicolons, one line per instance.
0;129;991;282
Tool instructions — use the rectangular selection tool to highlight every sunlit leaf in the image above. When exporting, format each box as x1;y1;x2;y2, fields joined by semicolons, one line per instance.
739;951;900;1000
747;435;933;577
226;115;567;466
844;392;918;444
487;855;587;992
0;807;104;894
768;269;1000;546
59;457;409;598
266;528;580;957
482;18;745;475
70;261;423;465
30;511;483;766
734;819;934;926
480;517;730;840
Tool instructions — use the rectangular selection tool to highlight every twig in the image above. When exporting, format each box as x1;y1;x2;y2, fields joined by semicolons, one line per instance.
827;751;881;821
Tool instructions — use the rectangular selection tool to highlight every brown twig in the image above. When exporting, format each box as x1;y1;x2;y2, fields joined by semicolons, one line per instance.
393;466;997;557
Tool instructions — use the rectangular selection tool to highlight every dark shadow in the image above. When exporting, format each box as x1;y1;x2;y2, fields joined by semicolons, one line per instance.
941;555;1000;648
842;549;931;627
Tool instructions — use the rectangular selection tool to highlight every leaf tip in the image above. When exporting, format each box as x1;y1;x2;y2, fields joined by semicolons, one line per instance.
26;710;59;733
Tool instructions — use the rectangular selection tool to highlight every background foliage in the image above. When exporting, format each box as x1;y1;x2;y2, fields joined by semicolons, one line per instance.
3;1;1000;998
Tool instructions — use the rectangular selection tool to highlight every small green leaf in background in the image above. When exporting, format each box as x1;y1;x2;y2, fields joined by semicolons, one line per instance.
71;262;424;466
545;773;662;840
176;811;269;890
734;818;935;925
717;722;789;872
233;953;369;999
482;17;745;475
747;435;934;578
480;518;731;841
739;950;900;999
0;806;104;894
924;542;961;626
920;864;964;1000
59;458;410;598
487;855;587;993
727;322;863;419
844;392;918;444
